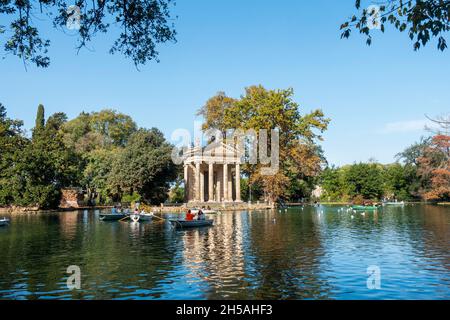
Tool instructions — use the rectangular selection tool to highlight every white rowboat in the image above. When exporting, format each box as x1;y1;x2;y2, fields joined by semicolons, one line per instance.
130;212;154;223
0;218;10;227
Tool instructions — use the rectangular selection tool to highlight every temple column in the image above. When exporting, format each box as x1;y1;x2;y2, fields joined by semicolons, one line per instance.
216;168;221;202
184;164;189;202
223;163;229;202
195;162;201;202
200;168;205;202
235;163;241;202
208;162;214;202
228;168;233;201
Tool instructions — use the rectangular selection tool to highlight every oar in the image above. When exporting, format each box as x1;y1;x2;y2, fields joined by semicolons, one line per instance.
152;214;166;222
119;216;130;222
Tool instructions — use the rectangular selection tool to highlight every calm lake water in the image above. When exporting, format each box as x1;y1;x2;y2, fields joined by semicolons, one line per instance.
0;205;449;300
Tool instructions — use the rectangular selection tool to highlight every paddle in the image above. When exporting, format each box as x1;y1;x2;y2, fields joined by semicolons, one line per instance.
119;216;130;222
152;214;166;222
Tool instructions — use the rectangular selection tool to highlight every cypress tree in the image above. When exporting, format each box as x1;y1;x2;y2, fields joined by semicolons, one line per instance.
35;104;45;131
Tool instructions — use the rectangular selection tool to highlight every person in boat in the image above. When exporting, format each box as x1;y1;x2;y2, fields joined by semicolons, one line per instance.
186;210;195;221
111;206;117;214
134;208;139;215
197;209;206;221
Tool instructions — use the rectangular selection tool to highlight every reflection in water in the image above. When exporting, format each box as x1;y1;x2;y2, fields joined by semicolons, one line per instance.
0;205;449;300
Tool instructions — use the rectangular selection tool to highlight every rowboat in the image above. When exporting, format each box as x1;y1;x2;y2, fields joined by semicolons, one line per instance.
169;219;214;228
130;212;154;222
383;201;405;206
99;213;126;221
0;218;10;226
352;205;380;211
139;213;154;221
130;214;140;222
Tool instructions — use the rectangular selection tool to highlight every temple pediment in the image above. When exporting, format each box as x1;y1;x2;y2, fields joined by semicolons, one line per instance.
183;141;242;164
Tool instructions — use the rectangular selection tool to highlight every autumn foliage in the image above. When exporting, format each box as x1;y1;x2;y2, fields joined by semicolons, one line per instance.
418;135;450;201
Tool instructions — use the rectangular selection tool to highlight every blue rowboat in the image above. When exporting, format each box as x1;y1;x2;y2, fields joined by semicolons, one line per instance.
169;219;214;228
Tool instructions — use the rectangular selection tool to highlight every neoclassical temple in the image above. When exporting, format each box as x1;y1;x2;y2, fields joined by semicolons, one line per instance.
184;141;242;203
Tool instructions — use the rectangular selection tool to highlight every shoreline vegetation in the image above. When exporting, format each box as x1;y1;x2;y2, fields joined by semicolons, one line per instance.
1;93;449;212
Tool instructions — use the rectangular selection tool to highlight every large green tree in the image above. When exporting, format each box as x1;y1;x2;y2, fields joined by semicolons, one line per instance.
0;104;28;206
198;85;330;202
383;163;418;200
63;109;137;152
1;106;81;209
0;0;177;68
62;109;138;203
108;128;178;204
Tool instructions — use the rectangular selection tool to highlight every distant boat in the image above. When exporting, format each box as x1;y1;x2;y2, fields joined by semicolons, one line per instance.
0;218;10;226
383;201;405;206
169;219;214;228
99;213;126;221
352;205;380;211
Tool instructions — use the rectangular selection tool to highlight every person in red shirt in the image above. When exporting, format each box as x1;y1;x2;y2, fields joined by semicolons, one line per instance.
186;210;194;221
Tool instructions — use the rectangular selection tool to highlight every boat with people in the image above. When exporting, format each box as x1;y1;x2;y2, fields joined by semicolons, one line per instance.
0;218;10;227
169;219;214;228
100;205;129;221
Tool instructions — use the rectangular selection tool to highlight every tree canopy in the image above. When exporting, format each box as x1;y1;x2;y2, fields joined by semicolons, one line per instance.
0;0;177;68
108;128;178;204
320;129;450;203
0;104;178;209
198;85;330;203
341;0;450;51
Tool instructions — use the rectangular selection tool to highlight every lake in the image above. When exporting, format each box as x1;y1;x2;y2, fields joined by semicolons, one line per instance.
0;205;449;300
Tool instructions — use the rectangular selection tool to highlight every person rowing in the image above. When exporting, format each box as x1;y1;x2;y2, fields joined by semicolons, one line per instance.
186;209;195;221
197;209;206;221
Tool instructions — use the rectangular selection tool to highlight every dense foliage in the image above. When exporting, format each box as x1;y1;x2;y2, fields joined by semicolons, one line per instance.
341;0;450;51
320;162;418;202
320;132;450;202
1;106;81;208
0;105;178;209
0;0;177;68
1;101;447;208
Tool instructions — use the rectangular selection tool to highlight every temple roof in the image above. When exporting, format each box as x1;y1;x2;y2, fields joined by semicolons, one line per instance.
183;141;242;164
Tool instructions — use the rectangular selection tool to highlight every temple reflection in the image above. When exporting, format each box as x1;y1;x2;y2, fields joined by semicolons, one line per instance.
178;209;332;299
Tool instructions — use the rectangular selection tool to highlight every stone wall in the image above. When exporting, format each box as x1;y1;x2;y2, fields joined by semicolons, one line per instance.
60;188;84;209
148;201;274;213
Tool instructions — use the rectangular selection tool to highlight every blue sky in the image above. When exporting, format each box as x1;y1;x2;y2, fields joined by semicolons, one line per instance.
1;0;448;166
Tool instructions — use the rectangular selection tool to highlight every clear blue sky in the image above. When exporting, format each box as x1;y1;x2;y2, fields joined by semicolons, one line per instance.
1;0;448;166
